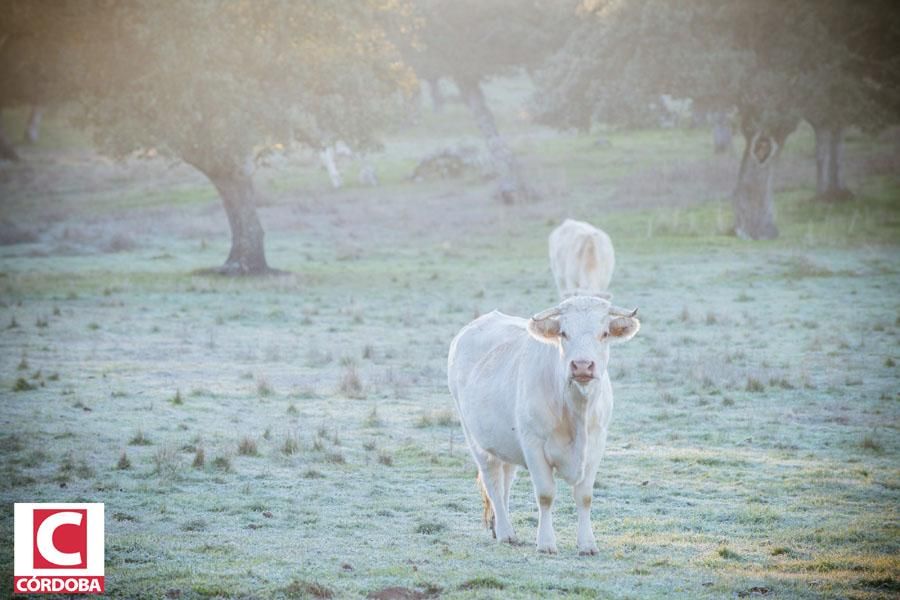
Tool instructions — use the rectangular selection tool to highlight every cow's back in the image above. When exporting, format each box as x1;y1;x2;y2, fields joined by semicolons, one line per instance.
448;311;526;399
448;311;531;465
549;219;615;296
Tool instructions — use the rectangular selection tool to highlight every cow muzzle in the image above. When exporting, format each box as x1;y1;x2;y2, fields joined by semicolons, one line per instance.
570;360;595;384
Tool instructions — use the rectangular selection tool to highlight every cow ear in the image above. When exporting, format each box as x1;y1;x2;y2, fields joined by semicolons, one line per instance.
608;316;640;343
527;317;561;344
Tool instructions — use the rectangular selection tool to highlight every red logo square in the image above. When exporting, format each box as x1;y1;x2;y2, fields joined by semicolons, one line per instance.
32;509;88;569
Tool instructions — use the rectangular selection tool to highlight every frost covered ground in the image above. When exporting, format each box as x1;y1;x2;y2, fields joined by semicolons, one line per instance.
0;94;898;598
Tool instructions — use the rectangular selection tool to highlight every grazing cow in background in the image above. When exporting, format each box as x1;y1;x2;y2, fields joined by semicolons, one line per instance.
549;219;615;298
448;295;640;554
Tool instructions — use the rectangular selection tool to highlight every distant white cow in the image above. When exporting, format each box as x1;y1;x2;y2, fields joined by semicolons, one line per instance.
448;295;640;554
319;142;378;189
319;146;343;189
549;219;615;298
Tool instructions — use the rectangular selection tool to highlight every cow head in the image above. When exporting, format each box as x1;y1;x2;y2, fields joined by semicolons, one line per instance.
527;295;640;390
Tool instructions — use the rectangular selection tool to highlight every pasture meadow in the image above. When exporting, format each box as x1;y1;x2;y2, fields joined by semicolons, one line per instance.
1;80;898;598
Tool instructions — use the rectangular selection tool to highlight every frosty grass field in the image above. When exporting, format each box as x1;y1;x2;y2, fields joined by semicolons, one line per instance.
1;88;898;598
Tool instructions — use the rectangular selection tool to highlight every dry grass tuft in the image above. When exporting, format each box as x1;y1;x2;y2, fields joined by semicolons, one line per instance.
152;447;181;477
212;454;232;472
325;451;346;464
238;437;259;456
282;579;333;599
303;468;324;479
282;433;301;456
256;375;274;397
717;546;740;559
416;410;457;428
339;364;366;399
745;377;765;393
13;377;36;392
859;434;883;453
192;447;205;468
180;518;207;532
116;451;131;470
129;429;152;446
459;576;503;590
364;405;382;427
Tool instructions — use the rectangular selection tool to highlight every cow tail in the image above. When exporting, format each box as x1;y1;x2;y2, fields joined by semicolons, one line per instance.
476;471;495;538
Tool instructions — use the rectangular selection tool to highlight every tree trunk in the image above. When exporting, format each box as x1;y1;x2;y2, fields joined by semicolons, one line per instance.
455;76;535;203
0;113;20;161
813;123;830;195
827;127;848;196
191;158;270;275
23;106;43;144
711;110;733;154
812;121;853;202
733;131;779;240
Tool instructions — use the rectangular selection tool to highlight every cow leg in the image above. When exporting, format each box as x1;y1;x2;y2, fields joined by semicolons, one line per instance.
502;463;517;513
478;458;517;544
573;467;600;556
524;449;557;554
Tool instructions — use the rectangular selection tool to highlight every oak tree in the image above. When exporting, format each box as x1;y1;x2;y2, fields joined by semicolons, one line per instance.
3;1;414;273
534;0;900;238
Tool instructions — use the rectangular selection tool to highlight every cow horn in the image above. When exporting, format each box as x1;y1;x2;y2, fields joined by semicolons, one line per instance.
531;306;561;321
609;305;638;318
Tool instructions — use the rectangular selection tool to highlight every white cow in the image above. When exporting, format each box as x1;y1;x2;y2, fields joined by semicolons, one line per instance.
319;146;343;189
549;219;615;298
447;295;640;554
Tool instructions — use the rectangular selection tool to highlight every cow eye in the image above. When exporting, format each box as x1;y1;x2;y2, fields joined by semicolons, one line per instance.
559;331;568;340
599;331;609;340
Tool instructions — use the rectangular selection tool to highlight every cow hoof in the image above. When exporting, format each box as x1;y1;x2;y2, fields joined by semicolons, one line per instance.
498;534;518;545
578;546;599;556
537;545;558;555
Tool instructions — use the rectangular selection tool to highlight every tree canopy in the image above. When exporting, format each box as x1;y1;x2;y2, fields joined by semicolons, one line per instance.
397;0;575;202
0;1;90;157
793;1;900;200
535;0;806;135
403;0;568;85
2;0;415;273
534;0;900;238
72;2;414;165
